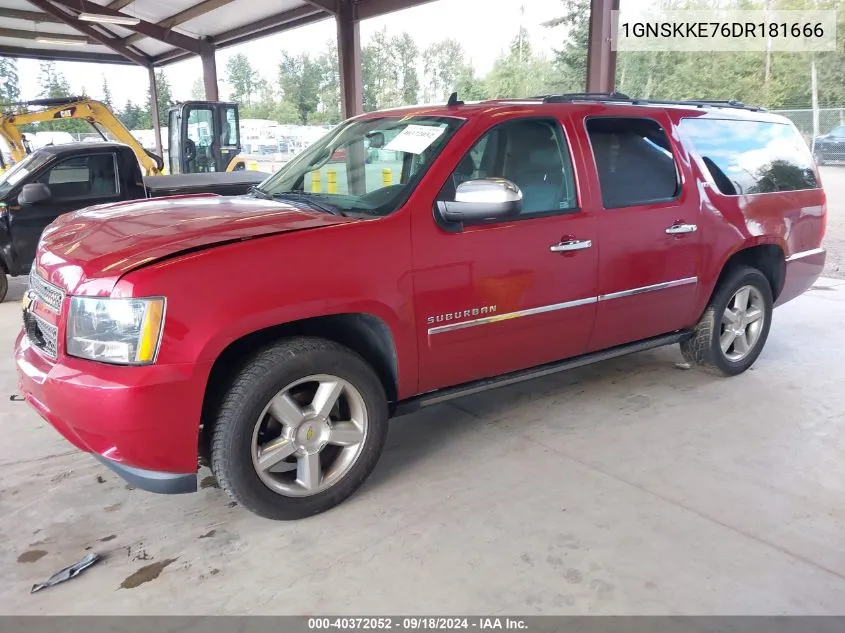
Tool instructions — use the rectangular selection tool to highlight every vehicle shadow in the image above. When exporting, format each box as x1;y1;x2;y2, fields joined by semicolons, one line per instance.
365;346;695;492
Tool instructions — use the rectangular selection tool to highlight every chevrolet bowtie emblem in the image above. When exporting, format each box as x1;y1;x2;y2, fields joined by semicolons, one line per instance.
305;426;314;441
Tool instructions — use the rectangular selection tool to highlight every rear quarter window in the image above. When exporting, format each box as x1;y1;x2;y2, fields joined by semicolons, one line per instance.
679;118;818;196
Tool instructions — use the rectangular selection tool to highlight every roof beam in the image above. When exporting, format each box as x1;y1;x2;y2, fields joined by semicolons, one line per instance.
0;43;134;64
152;7;329;66
0;26;93;44
0;8;62;23
49;0;208;54
25;0;152;66
212;5;327;47
303;0;337;14
356;0;438;20
121;0;236;47
106;0;135;10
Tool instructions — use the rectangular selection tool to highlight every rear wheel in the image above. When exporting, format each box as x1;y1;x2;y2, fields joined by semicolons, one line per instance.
210;337;389;520
0;271;7;303
680;267;773;376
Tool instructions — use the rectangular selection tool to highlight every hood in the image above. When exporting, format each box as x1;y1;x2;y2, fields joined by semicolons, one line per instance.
35;194;351;293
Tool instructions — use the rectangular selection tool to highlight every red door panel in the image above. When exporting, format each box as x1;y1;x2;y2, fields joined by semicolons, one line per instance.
412;213;598;392
574;110;703;352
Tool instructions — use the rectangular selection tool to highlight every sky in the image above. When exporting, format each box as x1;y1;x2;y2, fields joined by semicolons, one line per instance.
14;0;564;106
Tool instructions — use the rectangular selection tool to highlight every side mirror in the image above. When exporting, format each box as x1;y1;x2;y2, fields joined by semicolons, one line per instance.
18;182;52;206
436;178;522;230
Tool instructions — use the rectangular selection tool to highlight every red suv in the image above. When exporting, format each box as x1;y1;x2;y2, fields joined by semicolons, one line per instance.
15;94;826;519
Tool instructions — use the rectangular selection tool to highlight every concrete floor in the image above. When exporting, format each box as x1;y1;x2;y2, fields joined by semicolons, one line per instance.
1;273;845;615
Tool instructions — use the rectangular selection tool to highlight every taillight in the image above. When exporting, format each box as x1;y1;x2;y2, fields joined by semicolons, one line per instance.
821;200;827;242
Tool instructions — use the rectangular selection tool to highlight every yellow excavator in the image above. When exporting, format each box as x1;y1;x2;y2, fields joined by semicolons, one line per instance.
0;97;247;175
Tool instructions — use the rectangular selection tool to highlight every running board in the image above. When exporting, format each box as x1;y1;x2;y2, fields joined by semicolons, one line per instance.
393;332;688;417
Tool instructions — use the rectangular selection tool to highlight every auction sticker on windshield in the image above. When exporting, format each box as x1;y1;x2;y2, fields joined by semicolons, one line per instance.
384;125;446;155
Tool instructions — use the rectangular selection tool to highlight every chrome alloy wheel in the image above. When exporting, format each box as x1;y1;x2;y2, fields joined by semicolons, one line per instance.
251;374;368;497
720;285;766;362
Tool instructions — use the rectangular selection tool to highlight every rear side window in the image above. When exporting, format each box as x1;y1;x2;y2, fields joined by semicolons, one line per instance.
586;117;680;209
679;118;818;195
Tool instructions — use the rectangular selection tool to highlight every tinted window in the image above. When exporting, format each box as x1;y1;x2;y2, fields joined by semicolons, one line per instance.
586;117;680;209
439;118;577;216
680;118;818;195
829;125;845;138
36;154;117;199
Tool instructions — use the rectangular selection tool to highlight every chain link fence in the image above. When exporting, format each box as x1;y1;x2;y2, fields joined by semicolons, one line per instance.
769;107;845;144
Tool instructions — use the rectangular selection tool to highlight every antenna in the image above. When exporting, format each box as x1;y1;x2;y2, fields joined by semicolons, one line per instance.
447;92;463;106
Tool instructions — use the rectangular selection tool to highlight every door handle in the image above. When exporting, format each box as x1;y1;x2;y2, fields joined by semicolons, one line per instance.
665;223;697;235
550;239;592;252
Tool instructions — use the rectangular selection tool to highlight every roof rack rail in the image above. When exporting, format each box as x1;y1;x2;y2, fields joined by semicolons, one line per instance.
538;92;632;103
643;99;767;112
537;93;766;112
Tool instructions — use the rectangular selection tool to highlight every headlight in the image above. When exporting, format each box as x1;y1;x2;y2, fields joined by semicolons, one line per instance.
67;297;166;365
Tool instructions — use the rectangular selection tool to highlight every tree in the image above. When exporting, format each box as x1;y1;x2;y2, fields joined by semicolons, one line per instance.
36;62;88;133
393;32;420;105
240;76;298;123
315;40;341;124
147;69;172;127
118;100;146;130
0;58;20;106
278;52;320;124
362;28;402;111
544;0;590;92
190;78;206;100
486;27;554;98
226;53;259;106
455;62;489;101
100;78;113;108
422;39;465;103
101;75;113;108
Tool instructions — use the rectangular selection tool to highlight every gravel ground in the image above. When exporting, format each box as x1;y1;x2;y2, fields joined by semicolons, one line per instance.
820;165;845;279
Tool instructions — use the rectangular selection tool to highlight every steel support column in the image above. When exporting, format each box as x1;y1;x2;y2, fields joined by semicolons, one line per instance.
586;0;619;92
201;47;219;101
148;66;164;161
336;0;362;118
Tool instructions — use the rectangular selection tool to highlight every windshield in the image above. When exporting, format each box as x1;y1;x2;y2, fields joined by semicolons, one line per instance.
254;115;462;217
0;152;52;197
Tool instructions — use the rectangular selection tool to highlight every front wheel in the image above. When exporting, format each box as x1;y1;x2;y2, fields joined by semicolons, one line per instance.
680;267;773;376
210;337;389;520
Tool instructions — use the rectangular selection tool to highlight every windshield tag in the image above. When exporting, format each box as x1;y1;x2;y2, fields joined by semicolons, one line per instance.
384;125;446;155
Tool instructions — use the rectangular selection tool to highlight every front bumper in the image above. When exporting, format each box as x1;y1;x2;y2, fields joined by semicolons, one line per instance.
15;331;213;494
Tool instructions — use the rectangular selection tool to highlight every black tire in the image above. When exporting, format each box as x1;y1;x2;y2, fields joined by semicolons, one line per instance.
0;272;7;303
210;337;389;520
680;266;773;376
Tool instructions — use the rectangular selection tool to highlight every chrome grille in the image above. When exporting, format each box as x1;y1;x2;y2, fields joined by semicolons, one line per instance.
25;312;58;359
24;270;64;360
29;269;64;312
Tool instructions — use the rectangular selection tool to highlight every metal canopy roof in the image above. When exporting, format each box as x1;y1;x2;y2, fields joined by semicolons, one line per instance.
0;0;431;67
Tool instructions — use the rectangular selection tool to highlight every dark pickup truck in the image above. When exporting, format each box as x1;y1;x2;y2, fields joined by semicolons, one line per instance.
0;142;267;301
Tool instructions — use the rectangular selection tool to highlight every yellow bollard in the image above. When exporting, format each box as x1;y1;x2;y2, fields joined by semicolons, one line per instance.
311;171;321;193
327;169;337;194
382;168;393;187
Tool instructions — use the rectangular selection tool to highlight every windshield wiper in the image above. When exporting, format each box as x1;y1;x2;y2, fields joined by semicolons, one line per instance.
249;185;270;199
270;191;345;216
